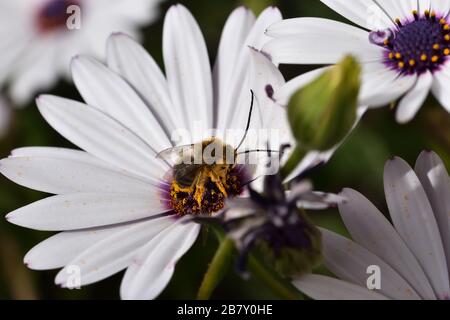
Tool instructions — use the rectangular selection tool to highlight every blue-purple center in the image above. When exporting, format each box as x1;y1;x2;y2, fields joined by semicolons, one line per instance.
371;11;450;75
36;0;80;33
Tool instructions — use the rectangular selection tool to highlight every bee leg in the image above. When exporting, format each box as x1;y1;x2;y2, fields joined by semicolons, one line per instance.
193;172;206;209
210;170;228;197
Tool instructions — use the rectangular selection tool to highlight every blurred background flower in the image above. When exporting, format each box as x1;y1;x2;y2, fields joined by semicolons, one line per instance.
0;0;449;299
0;0;163;123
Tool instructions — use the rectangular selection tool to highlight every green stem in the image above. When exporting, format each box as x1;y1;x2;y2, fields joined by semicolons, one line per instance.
247;255;303;300
197;231;303;300
280;146;307;180
197;237;235;300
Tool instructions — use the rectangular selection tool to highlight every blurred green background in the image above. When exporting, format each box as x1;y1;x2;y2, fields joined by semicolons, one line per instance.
0;0;449;299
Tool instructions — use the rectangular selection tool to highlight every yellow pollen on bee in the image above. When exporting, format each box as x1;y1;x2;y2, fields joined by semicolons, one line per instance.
444;48;450;56
421;54;428;61
409;59;416;66
432;55;440;62
395;52;402;59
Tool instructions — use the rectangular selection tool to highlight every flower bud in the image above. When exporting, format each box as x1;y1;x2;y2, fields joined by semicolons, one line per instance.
287;55;361;151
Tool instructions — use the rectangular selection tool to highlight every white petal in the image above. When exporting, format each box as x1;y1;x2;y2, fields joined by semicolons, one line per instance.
120;219;200;300
415;150;450;280
10;147;101;160
55;216;175;287
432;0;450;14
418;0;432;13
71;56;171;152
284;150;334;183
6;193;169;231
0;155;160;195
393;0;419;17
431;65;450;113
163;4;213;132
244;48;290;146
213;6;255;122
396;72;433;124
374;0;412;20
359;63;417;108
7;147;156;185
8;147;157;185
218;48;288;146
264;18;380;65
321;228;421;300
297;192;344;210
36;95;168;180
338;188;436;299
320;0;393;29
384;157;450;299
216;7;282;131
106;33;178;136
293;274;389;300
24;223;132;270
9;39;59;105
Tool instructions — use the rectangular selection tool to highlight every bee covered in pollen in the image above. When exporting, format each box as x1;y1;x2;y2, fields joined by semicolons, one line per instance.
158;91;272;216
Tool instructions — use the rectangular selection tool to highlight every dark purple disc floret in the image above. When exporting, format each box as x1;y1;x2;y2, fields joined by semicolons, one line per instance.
370;10;450;75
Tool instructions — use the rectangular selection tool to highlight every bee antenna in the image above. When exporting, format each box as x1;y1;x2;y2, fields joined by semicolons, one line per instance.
236;90;255;151
237;149;280;155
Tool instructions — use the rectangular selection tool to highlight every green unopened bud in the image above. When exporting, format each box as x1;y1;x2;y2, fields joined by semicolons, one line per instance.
259;209;323;278
287;55;361;151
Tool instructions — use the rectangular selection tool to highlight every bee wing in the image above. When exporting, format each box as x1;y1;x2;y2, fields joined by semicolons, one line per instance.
156;144;195;164
173;163;203;187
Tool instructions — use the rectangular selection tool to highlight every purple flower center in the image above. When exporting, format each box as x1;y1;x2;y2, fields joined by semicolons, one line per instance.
371;11;450;75
36;0;80;33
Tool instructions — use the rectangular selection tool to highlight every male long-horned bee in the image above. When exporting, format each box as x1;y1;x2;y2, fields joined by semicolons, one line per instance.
158;138;243;215
158;90;281;216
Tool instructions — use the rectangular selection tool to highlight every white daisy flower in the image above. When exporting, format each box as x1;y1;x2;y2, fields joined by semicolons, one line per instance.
0;0;163;104
0;4;314;300
294;150;450;300
264;0;450;123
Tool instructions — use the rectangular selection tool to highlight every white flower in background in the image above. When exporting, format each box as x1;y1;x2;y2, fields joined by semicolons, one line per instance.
264;0;450;123
0;0;163;105
294;150;450;300
0;4;311;300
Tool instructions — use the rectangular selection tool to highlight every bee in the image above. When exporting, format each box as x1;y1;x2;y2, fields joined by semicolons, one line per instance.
158;90;282;216
158;137;243;215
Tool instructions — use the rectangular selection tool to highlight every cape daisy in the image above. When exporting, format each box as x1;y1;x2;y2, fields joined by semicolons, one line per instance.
0;5;322;300
295;151;450;300
264;0;450;123
0;0;163;104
